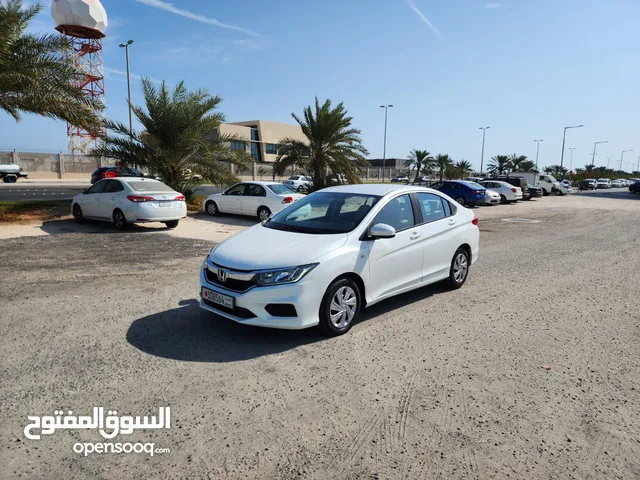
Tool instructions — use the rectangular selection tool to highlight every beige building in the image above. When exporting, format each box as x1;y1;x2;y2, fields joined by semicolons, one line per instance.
218;120;307;163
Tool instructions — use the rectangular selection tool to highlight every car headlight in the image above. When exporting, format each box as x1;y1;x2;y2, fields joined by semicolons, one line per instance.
253;263;318;286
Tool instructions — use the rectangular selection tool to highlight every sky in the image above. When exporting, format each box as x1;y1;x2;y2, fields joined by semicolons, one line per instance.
2;0;639;172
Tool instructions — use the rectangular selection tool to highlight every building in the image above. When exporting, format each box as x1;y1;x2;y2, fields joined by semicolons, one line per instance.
366;158;407;169
218;120;307;163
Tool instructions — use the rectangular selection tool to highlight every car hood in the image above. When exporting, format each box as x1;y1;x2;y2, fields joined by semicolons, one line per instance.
210;224;349;270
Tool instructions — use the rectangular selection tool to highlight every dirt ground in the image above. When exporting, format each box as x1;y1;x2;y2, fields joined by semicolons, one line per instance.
0;192;639;479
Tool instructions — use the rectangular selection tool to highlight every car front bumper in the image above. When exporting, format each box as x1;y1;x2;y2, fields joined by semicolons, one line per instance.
198;264;324;330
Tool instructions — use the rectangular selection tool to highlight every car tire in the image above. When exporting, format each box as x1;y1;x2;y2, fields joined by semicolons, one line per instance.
554;189;562;196
164;220;179;229
257;206;271;222
72;204;84;223
319;277;362;336
446;247;470;290
113;209;129;230
297;185;305;192
454;196;466;206
499;195;507;204
543;189;550;196
205;201;219;216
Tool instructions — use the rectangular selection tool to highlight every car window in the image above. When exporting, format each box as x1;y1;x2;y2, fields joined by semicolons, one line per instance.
128;181;175;192
245;184;266;197
104;180;124;193
225;184;246;196
416;193;447;224
86;180;108;194
372;194;415;232
266;184;295;195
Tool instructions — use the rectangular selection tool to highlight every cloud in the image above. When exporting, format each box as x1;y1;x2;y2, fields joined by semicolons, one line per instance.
406;0;444;40
484;2;502;8
135;0;261;37
104;67;166;85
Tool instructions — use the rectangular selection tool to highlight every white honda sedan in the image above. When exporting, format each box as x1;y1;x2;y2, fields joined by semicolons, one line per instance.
203;181;304;221
479;180;522;203
71;177;186;230
199;184;479;336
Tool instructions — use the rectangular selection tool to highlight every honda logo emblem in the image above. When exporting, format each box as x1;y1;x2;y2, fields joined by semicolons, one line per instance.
217;269;228;283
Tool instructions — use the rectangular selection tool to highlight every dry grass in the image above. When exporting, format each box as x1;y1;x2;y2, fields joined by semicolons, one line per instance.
187;195;205;213
0;200;71;224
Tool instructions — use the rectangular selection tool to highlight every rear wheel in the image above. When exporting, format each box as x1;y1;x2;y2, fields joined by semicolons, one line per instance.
205;201;219;216
297;185;305;192
454;196;466;206
446;248;470;289
319;277;361;336
257;206;271;222
499;195;507;204
113;209;129;230
554;189;562;196
72;204;84;223
164;220;179;229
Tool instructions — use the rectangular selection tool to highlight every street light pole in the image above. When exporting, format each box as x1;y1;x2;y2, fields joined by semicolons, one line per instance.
479;126;490;175
620;149;633;171
380;105;393;182
533;139;543;182
119;40;134;136
636;155;639;173
591;141;608;168
606;157;612;169
568;147;576;172
560;124;584;169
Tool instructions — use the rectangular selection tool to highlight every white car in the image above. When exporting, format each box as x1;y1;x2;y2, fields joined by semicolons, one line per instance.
199;184;480;335
479;180;522;203
71;177;187;230
283;175;312;192
203;181;304;221
484;189;501;205
596;178;611;189
555;180;574;195
611;179;625;188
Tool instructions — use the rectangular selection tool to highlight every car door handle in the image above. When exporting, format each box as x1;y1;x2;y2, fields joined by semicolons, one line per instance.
409;231;422;240
448;219;456;226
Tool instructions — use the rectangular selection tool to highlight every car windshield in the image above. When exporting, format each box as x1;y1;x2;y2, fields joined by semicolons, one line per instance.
264;192;381;234
267;184;295;195
127;181;175;192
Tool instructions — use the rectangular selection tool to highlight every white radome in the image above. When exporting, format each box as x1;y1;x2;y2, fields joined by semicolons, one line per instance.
51;0;108;34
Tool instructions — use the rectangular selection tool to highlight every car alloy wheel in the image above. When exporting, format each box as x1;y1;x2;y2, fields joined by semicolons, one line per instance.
298;185;305;192
454;196;466;206
500;195;507;204
206;201;218;216
329;286;357;329
258;207;271;221
113;209;128;230
72;204;84;223
447;248;469;289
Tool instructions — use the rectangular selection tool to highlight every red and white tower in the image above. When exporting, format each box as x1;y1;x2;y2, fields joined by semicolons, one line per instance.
51;0;108;156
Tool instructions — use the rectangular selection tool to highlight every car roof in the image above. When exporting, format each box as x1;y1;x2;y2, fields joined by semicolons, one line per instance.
239;181;287;186
320;183;443;196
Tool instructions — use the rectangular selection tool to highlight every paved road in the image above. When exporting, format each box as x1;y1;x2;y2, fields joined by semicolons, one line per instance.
0;184;88;201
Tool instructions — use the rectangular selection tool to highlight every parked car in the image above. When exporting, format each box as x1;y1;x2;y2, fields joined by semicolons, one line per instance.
494;175;530;200
510;172;558;196
596;178;611;189
203;181;304;221
429;180;488;207
629;180;640;194
71;178;186;230
329;173;349;185
90;166;148;184
579;179;597;190
611;179;625;188
484;189;501;205
463;177;486;183
391;175;409;183
527;184;543;197
199;184;479;335
283;175;312;192
555;180;574;195
479;179;522;203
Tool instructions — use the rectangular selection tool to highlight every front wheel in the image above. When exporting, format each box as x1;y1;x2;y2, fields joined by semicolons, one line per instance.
113;209;129;230
257;206;271;222
554;189;562;196
446;248;470;290
543;189;550;196
164;220;179;229
319;277;361;336
72;204;84;223
205;201;219;216
297;185;305;192
454;196;466;206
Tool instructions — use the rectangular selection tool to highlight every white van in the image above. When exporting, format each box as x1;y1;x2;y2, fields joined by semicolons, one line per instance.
510;172;559;196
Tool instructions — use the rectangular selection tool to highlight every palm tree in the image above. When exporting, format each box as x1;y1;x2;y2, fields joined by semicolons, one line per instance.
0;0;102;133
487;155;511;175
455;159;473;179
519;160;536;172
435;154;452;181
543;166;554;174
444;163;458;180
509;154;528;172
274;98;368;190
91;78;252;199
405;149;434;182
549;165;568;177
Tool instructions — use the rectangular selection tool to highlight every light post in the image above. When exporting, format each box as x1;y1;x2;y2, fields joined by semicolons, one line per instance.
379;105;393;182
620;149;633;171
560;124;584;169
479;126;490;175
533;139;543;182
606;156;612;169
119;39;134;136
636;155;639;173
591;141;608;168
568;147;576;172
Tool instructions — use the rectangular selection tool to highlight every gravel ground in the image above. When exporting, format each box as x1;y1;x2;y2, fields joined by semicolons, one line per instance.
1;193;639;479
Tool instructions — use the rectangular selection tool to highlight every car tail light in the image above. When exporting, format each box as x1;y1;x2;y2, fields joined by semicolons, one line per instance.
126;195;155;203
472;216;478;226
511;187;517;193
105;171;116;178
174;195;185;201
473;190;484;195
282;196;294;204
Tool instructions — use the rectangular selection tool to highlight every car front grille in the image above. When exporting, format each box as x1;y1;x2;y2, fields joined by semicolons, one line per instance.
205;268;255;292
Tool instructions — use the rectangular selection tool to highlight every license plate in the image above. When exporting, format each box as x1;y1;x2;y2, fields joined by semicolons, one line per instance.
202;287;234;309
160;202;175;208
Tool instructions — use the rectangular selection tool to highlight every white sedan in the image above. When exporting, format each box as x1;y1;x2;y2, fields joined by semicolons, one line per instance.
71;177;186;230
483;189;501;205
199;184;480;336
282;175;312;192
555;180;574;195
478;180;522;203
203;181;304;221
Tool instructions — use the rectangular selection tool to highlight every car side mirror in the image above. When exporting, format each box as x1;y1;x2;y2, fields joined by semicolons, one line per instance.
370;223;396;239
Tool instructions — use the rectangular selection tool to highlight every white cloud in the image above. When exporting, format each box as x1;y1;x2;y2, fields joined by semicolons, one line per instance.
135;0;261;37
406;0;445;40
484;3;502;8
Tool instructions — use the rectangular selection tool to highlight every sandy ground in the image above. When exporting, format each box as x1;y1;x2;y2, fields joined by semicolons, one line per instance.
1;192;639;479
